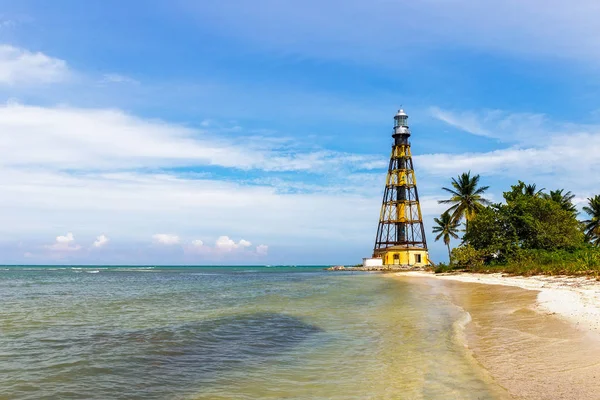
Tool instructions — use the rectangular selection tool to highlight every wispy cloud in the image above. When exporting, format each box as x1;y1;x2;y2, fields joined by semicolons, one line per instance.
421;107;600;198
0;167;381;251
0;19;16;29
182;0;600;65
0;44;69;85
429;107;562;144
101;73;139;85
0;103;383;173
430;107;497;139
0;98;446;262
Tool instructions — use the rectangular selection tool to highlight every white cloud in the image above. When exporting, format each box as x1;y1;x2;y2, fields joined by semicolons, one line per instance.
0;45;69;85
215;236;238;252
214;236;257;252
152;234;180;245
238;239;252;248
185;239;210;255
420;108;600;198
430;107;496;139
56;233;75;244
191;239;204;247
184;237;265;258
430;107;560;145
45;232;81;252
0;167;380;245
93;234;109;248
256;244;269;255
0;103;382;173
0;103;437;262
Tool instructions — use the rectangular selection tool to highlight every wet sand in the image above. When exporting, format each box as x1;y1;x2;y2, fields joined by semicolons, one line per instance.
400;272;600;335
394;275;600;400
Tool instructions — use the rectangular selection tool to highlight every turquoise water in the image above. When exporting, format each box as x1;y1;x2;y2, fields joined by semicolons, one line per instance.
0;266;506;399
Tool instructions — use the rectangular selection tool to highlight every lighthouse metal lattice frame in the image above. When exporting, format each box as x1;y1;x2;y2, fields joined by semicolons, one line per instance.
373;110;428;258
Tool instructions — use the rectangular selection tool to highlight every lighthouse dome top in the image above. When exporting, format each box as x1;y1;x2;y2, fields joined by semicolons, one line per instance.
395;109;408;118
393;108;410;132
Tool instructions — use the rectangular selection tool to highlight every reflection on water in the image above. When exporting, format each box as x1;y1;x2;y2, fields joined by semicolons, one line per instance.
1;267;508;399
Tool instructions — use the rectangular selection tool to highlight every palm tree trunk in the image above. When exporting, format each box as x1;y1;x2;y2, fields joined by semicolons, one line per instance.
447;243;451;262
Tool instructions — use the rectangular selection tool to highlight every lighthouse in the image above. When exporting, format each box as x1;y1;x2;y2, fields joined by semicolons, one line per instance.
367;109;429;267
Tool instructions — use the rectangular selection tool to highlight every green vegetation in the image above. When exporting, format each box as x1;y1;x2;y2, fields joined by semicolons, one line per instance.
438;171;490;236
434;174;600;277
583;195;600;246
544;189;577;216
433;262;453;274
432;211;461;260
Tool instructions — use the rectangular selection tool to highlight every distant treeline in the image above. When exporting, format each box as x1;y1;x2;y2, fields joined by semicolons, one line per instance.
433;172;600;276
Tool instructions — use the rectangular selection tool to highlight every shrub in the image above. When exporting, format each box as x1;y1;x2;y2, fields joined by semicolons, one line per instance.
451;245;484;270
434;262;453;273
499;247;600;276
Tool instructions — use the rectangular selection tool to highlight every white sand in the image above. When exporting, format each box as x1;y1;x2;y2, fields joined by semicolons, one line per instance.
396;271;600;336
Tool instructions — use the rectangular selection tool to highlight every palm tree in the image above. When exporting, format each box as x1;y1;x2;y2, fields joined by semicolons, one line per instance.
439;171;491;235
544;189;577;215
504;181;544;202
524;183;545;197
432;211;461;260
583;195;600;246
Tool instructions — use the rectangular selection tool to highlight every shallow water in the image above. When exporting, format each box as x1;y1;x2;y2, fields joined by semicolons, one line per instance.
0;266;507;399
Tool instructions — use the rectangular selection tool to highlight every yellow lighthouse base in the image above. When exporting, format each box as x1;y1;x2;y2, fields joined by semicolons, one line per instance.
373;246;429;267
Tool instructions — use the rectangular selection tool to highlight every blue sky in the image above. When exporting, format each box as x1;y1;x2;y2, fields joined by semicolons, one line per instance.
1;0;599;265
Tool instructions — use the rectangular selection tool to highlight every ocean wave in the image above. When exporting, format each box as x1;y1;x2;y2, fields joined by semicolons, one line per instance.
451;308;473;351
189;273;220;276
112;267;156;272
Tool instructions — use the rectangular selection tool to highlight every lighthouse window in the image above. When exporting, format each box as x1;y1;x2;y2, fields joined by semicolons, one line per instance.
415;254;422;263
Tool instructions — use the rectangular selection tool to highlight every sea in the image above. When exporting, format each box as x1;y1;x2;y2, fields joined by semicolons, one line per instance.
0;266;510;399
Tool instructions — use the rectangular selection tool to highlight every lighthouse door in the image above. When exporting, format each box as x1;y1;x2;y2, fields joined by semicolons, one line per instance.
393;254;400;265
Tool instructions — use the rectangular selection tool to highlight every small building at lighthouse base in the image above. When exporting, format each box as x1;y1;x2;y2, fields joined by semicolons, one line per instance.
362;257;384;267
372;246;429;267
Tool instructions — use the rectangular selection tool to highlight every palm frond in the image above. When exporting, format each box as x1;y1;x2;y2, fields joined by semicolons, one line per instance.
441;187;460;196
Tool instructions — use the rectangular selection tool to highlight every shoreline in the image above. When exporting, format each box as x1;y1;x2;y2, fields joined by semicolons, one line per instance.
395;271;600;337
394;271;600;399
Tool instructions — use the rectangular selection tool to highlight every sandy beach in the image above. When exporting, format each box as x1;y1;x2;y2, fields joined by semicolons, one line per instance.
394;272;600;400
397;271;600;336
